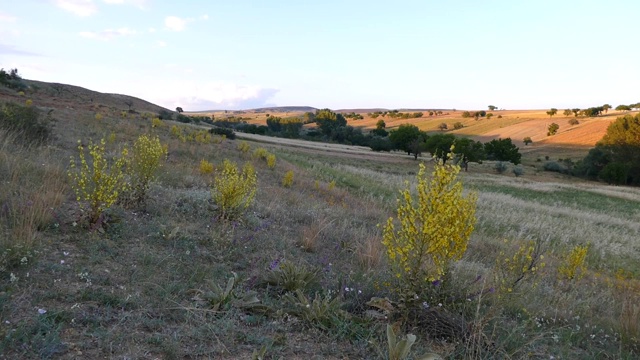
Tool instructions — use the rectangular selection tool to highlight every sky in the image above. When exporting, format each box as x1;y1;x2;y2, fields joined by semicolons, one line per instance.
1;0;639;111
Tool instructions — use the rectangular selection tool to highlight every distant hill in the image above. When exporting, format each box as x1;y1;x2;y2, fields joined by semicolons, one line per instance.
0;79;172;115
336;108;451;113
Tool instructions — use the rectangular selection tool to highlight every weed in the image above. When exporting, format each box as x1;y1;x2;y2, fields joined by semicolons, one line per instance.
382;153;477;303
282;170;294;187
237;140;251;154
558;244;588;281
199;159;214;175
68;139;129;224
211;160;257;219
264;261;319;293
127;134;167;205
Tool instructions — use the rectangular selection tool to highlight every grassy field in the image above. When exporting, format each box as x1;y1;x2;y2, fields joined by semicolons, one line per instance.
1;84;639;359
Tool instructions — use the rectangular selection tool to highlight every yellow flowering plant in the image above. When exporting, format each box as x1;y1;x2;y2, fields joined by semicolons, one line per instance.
68;139;129;224
382;150;477;301
211;160;257;219
127;134;167;204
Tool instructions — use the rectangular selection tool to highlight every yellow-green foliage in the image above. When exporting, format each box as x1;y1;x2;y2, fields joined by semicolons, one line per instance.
128;134;167;203
170;125;182;138
68;139;129;224
328;180;336;190
120;111;128;118
17;91;25;96
237;141;251;154
194;130;212;144
200;159;214;174
108;133;116;144
95;113;103;121
282;170;294;187
558;244;588;280
314;180;320;190
151;117;164;128
496;239;545;294
382;155;477;295
253;147;269;159
253;147;276;168
211;160;257;219
266;154;276;169
25;99;33;107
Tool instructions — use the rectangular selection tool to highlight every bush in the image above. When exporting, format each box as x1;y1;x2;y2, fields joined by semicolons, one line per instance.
209;127;236;140
282;170;294;187
438;123;448;130
523;137;533;145
568;118;579;126
558;244;588;281
211;160;257;219
512;166;524;177
127;135;167;205
0;102;53;145
494;161;508;174
0;68;27;91
547;123;559;136
199;159;214;174
237;141;251;154
382;157;477;303
599;162;629;185
151;117;164;128
543;161;568;174
453;122;464;130
461;111;471;118
369;137;392;152
68;139;129;224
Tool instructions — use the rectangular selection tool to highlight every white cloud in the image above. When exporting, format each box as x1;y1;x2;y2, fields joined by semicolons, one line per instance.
148;27;156;33
155;40;166;47
164;16;190;32
200;14;209;20
0;12;17;22
155;81;279;110
79;27;137;40
103;0;149;9
54;0;97;17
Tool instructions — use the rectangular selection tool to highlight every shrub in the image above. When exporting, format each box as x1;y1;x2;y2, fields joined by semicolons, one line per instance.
266;154;276;169
497;115;502;118
495;239;545;295
127;135;167;205
211;160;257;219
558;244;588;281
543;161;568;174
282;170;294;187
512;166;524;177
494;161;508;174
209;127;236;140
453;122;464;130
0;102;53;145
382;154;477;302
438;123;448;130
523;137;532;145
158;109;173;120
68;139;129;224
568;118;579;126
461;111;471;118
547;123;559;136
237;141;251;154
95;113;103;121
199;159;214;174
151;117;164;128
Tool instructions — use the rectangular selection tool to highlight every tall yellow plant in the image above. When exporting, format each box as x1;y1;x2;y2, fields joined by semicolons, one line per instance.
382;150;477;297
68;139;129;224
211;160;257;219
128;134;167;204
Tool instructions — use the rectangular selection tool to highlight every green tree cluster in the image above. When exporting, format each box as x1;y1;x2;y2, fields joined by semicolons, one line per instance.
576;113;640;185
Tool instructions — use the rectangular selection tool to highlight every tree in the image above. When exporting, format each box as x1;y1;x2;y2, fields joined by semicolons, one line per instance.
615;105;631;112
388;123;425;156
484;138;521;164
563;109;572;117
371;119;388;137
547;123;559;136
486;113;494;119
602;104;611;113
461;111;471;118
438;123;448;130
176;107;184;113
582;107;604;117
124;100;134;111
454;137;486;171
266;116;283;132
314;109;347;136
572;108;581;117
488;105;497;111
546;108;558;118
424;133;456;163
523;137;533;145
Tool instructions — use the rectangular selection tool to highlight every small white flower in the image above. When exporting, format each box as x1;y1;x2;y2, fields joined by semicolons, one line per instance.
9;273;18;283
438;303;442;307
63;252;69;256
38;308;47;315
60;260;65;264
72;222;77;227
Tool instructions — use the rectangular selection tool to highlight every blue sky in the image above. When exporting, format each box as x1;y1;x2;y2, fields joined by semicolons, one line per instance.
1;0;639;111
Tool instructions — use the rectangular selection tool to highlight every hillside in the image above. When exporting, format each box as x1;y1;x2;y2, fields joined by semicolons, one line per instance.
0;79;171;116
